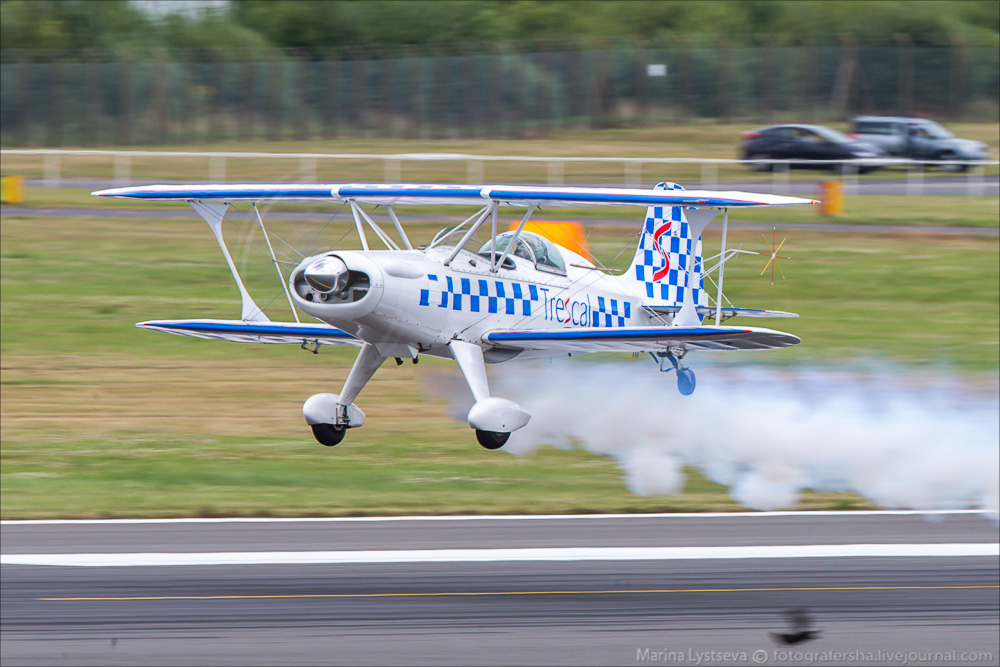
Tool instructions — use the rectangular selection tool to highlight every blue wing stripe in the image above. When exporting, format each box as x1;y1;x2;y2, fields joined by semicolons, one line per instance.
102;188;335;199
139;320;354;339
485;327;751;342
93;184;816;208
485;190;755;207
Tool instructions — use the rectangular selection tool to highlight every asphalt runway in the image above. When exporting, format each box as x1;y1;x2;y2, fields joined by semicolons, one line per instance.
2;512;998;666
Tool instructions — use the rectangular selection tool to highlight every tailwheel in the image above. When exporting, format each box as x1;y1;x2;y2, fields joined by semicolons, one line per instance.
476;429;510;450
654;349;697;395
677;368;696;396
311;423;346;447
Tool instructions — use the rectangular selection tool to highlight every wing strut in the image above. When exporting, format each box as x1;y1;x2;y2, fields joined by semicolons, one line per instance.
490;205;498;269
347;201;371;251
444;202;496;266
428;205;491;250
190;201;268;322
715;208;728;326
492;205;537;273
253;204;299;323
352;203;400;250
385;206;413;250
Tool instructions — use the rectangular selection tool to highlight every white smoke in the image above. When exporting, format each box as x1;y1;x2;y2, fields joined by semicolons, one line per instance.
458;359;1000;515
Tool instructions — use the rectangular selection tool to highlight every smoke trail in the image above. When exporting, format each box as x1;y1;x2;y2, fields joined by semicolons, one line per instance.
466;360;1000;515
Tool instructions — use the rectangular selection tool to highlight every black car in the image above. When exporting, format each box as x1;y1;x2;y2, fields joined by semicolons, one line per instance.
740;124;886;173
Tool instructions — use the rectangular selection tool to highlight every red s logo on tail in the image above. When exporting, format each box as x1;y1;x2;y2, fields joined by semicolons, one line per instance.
652;222;672;282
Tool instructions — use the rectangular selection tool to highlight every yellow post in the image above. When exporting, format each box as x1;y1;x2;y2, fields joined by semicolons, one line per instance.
0;175;25;204
819;181;843;216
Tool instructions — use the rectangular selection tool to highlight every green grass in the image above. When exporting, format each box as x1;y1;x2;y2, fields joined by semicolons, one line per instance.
1;201;997;518
12;429;863;518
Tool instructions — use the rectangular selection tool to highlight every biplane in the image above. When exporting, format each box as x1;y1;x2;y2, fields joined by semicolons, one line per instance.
93;182;816;449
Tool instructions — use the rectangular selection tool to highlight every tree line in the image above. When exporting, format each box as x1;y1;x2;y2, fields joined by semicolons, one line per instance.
2;0;997;59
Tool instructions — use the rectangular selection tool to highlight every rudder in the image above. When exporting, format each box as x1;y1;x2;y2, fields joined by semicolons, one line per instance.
624;182;706;310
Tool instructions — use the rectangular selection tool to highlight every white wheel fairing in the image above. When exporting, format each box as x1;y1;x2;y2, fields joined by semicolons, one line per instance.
303;393;366;428
467;397;531;433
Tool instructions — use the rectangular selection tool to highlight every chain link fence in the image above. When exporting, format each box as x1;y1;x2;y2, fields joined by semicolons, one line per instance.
2;38;997;146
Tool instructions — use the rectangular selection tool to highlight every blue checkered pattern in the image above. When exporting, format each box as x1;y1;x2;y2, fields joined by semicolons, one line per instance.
419;274;540;316
627;182;706;307
592;296;630;328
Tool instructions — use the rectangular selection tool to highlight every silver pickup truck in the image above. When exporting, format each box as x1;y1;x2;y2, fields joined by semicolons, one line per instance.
849;117;988;172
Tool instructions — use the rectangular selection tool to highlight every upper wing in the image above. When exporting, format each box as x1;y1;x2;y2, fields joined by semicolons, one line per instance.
482;325;800;353
93;183;818;209
137;319;362;346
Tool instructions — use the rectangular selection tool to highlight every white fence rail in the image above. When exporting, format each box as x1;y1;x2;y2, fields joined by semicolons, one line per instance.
2;149;997;197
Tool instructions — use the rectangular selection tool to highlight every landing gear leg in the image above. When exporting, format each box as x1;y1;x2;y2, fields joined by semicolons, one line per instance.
337;343;387;418
450;340;531;450
303;342;386;447
653;348;697;396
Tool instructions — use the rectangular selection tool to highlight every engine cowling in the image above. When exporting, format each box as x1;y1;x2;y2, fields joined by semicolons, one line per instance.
291;252;384;324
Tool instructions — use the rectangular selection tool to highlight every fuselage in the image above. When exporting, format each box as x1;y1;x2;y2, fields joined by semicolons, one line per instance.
290;243;652;363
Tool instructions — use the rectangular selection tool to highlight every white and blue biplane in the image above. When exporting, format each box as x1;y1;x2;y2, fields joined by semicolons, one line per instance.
93;182;817;449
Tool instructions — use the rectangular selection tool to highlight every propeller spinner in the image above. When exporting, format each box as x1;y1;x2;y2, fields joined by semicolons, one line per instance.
304;255;350;295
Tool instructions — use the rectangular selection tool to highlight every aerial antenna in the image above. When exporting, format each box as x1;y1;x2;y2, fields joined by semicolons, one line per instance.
761;227;794;286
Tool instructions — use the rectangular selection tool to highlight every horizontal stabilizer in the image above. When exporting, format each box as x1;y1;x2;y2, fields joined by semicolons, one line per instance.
482;325;800;353
137;319;361;346
93;183;818;209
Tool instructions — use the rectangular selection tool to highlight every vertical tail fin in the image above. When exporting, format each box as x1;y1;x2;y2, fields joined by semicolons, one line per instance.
623;182;706;311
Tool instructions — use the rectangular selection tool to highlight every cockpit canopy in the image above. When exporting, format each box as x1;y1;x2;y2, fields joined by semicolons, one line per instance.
477;231;566;274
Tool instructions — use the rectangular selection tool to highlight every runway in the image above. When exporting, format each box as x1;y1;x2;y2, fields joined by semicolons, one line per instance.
2;512;998;666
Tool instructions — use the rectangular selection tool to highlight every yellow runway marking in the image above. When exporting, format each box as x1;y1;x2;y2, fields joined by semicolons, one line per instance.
40;584;999;602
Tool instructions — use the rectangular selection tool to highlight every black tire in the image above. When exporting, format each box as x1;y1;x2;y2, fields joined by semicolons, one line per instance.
938;151;967;173
677;368;696;396
475;429;510;450
311;423;346;447
833;162;853;175
748;153;772;172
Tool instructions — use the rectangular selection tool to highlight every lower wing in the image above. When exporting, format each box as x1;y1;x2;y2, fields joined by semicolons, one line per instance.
137;319;361;346
646;305;798;319
482;325;800;353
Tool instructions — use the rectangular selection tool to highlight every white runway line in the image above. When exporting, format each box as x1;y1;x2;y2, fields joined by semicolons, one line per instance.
3;543;997;567
1;509;993;526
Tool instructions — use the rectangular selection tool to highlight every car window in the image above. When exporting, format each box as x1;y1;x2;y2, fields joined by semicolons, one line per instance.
918;121;953;139
766;127;796;139
797;129;825;143
855;121;894;136
810;126;851;143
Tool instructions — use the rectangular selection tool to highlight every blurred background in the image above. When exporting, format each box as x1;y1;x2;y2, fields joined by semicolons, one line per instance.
1;0;998;145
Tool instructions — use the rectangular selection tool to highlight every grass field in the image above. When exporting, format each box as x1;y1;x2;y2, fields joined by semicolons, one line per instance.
1;202;996;518
18;186;1000;229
